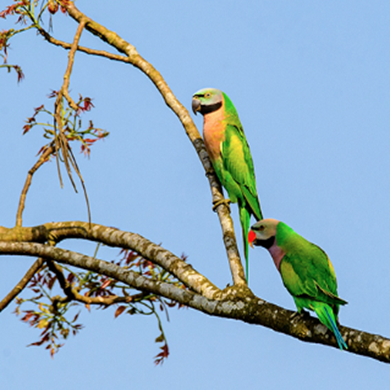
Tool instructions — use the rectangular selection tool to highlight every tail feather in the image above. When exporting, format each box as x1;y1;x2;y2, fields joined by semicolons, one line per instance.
239;205;251;283
314;303;348;350
324;306;348;350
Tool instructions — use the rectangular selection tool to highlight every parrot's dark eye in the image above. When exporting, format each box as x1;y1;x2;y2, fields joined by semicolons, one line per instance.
205;92;211;98
258;225;265;231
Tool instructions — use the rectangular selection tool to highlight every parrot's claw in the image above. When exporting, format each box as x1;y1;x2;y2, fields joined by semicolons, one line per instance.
212;198;231;213
290;310;310;321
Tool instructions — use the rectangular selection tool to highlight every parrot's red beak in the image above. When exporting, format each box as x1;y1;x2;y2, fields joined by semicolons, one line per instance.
248;230;256;248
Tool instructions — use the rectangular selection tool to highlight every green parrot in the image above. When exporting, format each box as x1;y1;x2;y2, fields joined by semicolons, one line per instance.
248;218;348;350
192;88;263;283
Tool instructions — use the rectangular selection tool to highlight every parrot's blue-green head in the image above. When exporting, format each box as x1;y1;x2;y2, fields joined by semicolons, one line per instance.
192;88;223;116
248;219;280;249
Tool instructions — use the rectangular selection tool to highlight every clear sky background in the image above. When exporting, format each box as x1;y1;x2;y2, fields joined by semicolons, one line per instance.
1;1;390;388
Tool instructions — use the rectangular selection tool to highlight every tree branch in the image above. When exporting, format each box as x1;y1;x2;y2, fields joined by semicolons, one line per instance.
1;241;389;363
52;18;91;224
0;221;222;299
37;27;130;63
52;291;144;306
61;1;246;286
0;257;44;312
44;254;144;306
15;143;55;227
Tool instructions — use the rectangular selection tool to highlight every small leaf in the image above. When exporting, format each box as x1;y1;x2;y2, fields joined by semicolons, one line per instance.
100;279;112;289
115;306;126;318
37;319;48;329
155;334;164;343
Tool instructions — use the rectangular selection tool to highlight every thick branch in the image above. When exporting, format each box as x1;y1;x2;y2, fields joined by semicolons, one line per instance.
62;1;246;286
0;221;221;300
1;241;389;363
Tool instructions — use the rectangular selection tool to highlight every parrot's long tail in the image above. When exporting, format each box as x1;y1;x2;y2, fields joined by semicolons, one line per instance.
314;303;348;350
239;204;251;284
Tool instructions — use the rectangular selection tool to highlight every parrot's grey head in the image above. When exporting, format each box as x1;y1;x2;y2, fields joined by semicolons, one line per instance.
192;88;223;115
248;219;280;249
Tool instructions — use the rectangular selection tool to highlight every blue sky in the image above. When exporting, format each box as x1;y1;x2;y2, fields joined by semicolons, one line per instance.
1;1;390;388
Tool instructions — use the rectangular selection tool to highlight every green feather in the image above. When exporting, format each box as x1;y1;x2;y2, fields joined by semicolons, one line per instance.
276;222;348;349
239;205;251;283
219;97;262;282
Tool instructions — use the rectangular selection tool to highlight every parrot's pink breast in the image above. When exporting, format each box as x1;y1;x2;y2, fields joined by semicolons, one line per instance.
203;108;225;162
269;243;285;272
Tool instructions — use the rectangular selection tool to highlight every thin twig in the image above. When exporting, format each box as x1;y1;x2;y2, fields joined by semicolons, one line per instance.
52;18;91;224
0;258;44;312
15;143;55;227
53;291;145;306
45;258;134;306
67;147;91;224
37;27;131;63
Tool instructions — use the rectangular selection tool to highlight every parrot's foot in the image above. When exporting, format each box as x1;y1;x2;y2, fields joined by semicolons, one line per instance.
290;310;310;321
212;198;231;213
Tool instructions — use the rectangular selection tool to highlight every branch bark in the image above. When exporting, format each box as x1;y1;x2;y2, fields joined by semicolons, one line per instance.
0;221;222;299
1;240;389;363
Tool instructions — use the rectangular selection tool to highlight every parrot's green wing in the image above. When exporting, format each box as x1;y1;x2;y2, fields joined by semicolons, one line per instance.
279;243;347;307
221;124;262;220
219;123;262;283
276;223;348;350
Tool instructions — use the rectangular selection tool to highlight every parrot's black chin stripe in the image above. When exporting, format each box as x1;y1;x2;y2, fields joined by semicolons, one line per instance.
253;235;275;249
200;101;222;115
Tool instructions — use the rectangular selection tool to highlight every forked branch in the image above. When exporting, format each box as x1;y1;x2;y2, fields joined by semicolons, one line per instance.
0;240;389;363
60;1;246;285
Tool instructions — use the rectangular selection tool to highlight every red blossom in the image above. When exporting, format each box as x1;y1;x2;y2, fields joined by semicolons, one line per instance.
22;124;31;134
47;90;59;98
78;97;94;113
0;30;12;58
59;0;72;14
100;279;112;290
154;344;169;366
115;306;126;318
14;64;24;82
0;1;28;19
23;104;45;134
48;0;59;14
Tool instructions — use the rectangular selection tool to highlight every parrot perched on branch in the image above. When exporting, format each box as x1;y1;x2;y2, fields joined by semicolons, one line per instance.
248;218;348;350
192;88;263;283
